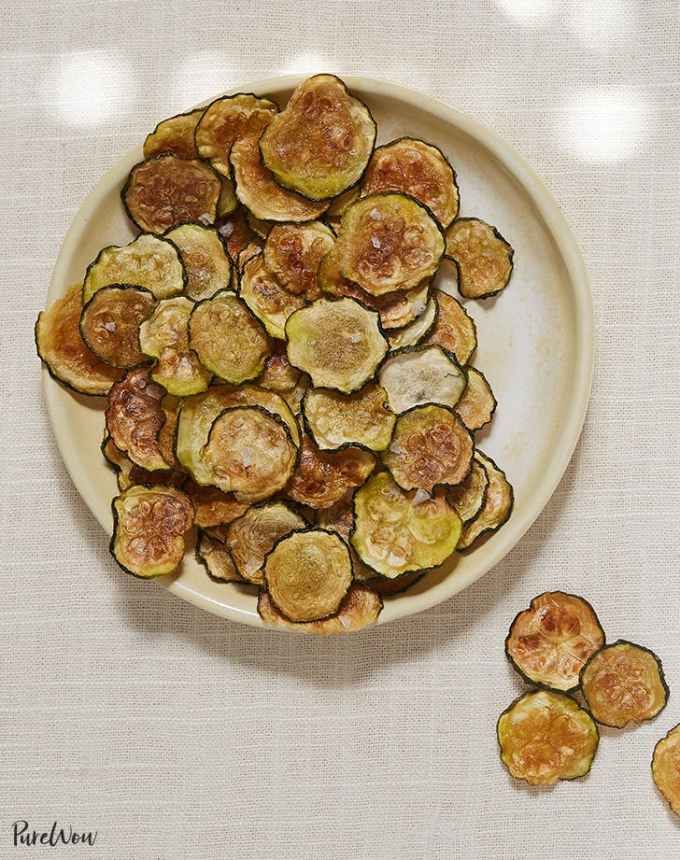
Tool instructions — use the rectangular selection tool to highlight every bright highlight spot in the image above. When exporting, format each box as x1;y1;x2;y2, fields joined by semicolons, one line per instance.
492;0;558;27
282;52;327;75
567;1;635;53
174;52;236;107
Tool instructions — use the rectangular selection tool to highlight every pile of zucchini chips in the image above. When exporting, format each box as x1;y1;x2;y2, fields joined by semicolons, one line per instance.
36;74;516;634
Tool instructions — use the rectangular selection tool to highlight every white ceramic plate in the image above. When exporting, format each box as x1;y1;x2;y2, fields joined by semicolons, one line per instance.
45;75;593;629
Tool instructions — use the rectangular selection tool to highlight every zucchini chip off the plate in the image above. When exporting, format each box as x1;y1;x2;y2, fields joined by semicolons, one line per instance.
505;592;605;692
263;221;335;301
226;502;305;585
378;344;466;414
80;285;155;369
258;584;382;634
286;435;376;510
303;383;396;452
105;366;169;471
445;217;514;300
457;450;513;550
652;723;680;817
143;108;205;160
456;367;497;432
497;690;599;786
425;291;477;365
164;223;232;301
446;459;488;524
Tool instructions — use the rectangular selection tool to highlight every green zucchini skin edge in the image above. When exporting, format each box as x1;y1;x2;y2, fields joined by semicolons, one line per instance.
79;283;156;369
143;107;205;157
444;217;514;301
503;591;606;694
457;450;514;554
651;721;680;816
428;290;478;366
458;367;498;432
578;639;670;728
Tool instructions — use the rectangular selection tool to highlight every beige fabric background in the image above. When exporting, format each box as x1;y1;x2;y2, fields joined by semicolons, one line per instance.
2;1;679;857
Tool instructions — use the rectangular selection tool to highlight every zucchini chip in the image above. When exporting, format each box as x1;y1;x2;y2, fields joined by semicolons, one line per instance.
282;374;309;417
83;233;185;303
36;284;122;396
188;291;270;384
143;108;204;160
505;592;605;692
217;176;239;218
258;584;382;635
196;530;244;583
122;155;221;233
286;435;376;510
165;223;232;301
263;222;335;301
335;193;444;295
317;499;375;582
195;93;278;177
387;297;437;351
237;241;263;273
351;471;461;578
378;345;466;414
361;137;459;228
105;366;169;471
230;109;329;223
139;297;211;396
325;186;361;229
202;405;297;502
447;459;488;524
157;395;181;468
259;74;376;200
110;485;194;578
303;383;396;452
264;528;353;623
497;690;599;786
445;218;513;299
456;367;497;431
246;211;273;239
239;256;305;339
217;207;257;262
226;502;305;585
184;481;250;529
652;723;680;817
259;343;301;393
425;291;477;365
382;404;473;493
286;297;387;394
80;285;155;369
580;641;669;729
458;450;513;550
367;571;424;596
102;437;184;493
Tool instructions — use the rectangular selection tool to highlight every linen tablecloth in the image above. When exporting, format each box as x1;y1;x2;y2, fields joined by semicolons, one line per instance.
2;2;679;857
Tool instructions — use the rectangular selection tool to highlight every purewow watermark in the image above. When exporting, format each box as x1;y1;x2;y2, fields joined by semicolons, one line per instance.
12;820;98;847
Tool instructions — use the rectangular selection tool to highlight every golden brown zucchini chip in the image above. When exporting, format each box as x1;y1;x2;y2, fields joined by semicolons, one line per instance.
216;207;257;262
237;241;263;273
258;584;382;634
425;291;477;365
82;234;186;303
317;499;374;581
497;690;599;786
325;186;361;229
122;155;221;233
286;435;376;510
79;285;155;369
457;450;513;550
111;485;194;578
189;291;270;384
238;256;305;339
446;459;488;524
139;296;211;396
217;176;239;218
102;437;184;493
246;211;274;239
303;384;396;452
105;366;169;471
351;471;461;578
336;193;444;295
382;404;473;493
260;74;376;200
36;284;122;395
387;297;437;351
361;137;459;227
264;528;353;622
378;345;466;414
652;723;680;816
263;221;335;301
445;218;514;299
202;405;297;502
259;343;301;393
286;297;387;394
164;223;232;301
157;395;181;467
226;502;305;585
184;480;250;529
196;530;244;583
456;367;497;431
282;374;309;417
506;592;605;693
580;641;669;728
143;108;204;160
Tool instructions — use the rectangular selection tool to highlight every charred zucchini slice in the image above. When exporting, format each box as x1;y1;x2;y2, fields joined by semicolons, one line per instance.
196;530;243;583
260;74;376;200
456;367;497;431
351;471;461;578
195;93;278;177
122;155;221;233
105;366;169;471
652;723;680;816
378;345;466;414
457;450;513;550
143;108;204;160
79;285;155;369
264;528;353;623
506;592;606;692
382;404;473;493
336;193;444;295
138;297;211;396
36;284;122;395
286;435;376;510
83;234;185;303
164;223;232;301
259;343;301;393
217;176;239;218
202;405;297;502
387;297;437;351
580;641;669;728
263;222;335;301
425;291;477;365
258;584;382;634
217;207;257;262
238;256;305;339
446;459;488;523
361;137;459;228
303;383;396;452
188;291;270;384
184;481;250;529
497;690;599;786
445;218;513;299
226;502;305;585
111;485;194;578
286;297;387;394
